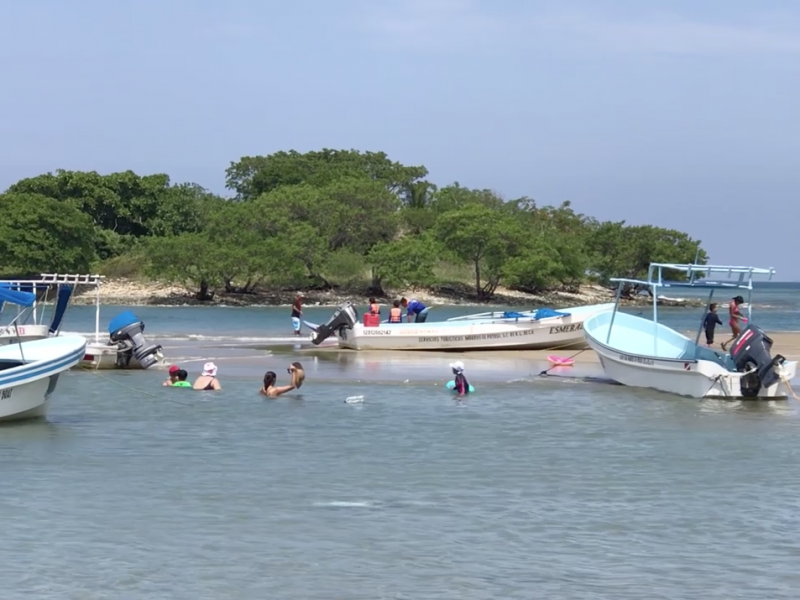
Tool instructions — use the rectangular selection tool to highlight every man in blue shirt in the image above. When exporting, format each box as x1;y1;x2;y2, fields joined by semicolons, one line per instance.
401;296;430;323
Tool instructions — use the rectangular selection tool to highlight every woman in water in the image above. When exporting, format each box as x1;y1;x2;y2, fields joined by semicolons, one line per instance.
450;361;471;396
721;296;746;351
193;362;222;391
260;362;305;398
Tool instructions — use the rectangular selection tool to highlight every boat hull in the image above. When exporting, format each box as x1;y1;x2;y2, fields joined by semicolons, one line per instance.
0;336;86;422
0;324;52;345
584;312;797;399
335;304;614;351
78;343;165;370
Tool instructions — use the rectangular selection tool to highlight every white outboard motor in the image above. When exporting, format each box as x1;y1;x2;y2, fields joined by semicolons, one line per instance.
728;323;787;397
310;302;358;345
107;311;163;369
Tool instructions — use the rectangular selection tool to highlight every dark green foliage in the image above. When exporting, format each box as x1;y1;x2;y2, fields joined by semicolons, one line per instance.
1;148;707;300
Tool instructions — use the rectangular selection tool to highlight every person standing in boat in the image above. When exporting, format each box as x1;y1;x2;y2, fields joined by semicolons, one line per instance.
401;296;429;323
721;296;747;351
291;294;303;336
703;303;723;348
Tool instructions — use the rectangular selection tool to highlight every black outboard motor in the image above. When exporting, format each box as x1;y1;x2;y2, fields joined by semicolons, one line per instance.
728;323;787;397
310;302;358;345
107;310;163;369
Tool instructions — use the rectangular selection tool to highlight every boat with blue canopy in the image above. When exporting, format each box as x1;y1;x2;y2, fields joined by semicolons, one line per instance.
305;302;615;351
0;285;86;421
582;263;797;399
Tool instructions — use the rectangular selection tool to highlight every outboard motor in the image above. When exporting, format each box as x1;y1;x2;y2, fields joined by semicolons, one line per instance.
107;310;163;369
728;323;787;397
310;302;358;345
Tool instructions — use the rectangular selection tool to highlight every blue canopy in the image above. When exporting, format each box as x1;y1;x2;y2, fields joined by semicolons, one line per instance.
533;307;570;320
0;285;36;307
502;311;527;319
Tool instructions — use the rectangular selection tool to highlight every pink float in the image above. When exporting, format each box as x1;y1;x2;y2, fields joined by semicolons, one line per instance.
547;355;575;367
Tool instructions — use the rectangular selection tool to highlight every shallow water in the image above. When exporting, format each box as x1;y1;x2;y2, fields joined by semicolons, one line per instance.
3;348;800;599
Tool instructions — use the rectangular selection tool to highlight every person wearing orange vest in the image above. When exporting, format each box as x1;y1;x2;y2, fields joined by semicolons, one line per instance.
368;297;381;316
389;299;403;323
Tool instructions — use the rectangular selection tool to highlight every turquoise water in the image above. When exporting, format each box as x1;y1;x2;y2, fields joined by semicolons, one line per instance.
1;285;800;598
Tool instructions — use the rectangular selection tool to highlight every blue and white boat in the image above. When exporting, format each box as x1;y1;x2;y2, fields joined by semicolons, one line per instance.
583;263;797;399
0;286;86;421
307;302;615;351
0;274;164;370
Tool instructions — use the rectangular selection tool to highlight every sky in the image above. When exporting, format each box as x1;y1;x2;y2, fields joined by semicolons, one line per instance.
1;0;798;278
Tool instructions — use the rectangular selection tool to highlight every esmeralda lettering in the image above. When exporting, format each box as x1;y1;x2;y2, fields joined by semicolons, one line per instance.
549;323;583;334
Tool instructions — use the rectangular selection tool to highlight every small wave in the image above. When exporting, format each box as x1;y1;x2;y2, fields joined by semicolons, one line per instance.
313;501;374;508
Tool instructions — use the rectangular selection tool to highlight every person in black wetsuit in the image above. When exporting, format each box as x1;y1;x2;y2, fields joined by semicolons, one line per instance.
703;303;723;347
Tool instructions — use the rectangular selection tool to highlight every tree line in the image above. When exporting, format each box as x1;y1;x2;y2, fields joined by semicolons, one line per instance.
0;149;707;300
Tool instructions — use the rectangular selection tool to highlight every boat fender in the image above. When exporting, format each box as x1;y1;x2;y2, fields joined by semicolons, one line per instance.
445;380;476;393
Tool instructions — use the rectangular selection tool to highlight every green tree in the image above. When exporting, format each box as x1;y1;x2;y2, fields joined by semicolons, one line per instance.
0;192;97;275
225;149;428;200
433;204;520;299
368;234;439;293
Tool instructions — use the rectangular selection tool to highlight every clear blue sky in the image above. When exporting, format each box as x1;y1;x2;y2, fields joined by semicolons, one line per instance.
1;0;798;278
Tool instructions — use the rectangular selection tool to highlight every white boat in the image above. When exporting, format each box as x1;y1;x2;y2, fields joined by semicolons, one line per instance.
0;287;87;421
583;263;797;399
0;274;165;370
306;302;616;351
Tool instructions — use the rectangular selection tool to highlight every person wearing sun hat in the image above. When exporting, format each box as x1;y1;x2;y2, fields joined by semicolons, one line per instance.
162;364;181;386
193;361;222;391
449;360;471;396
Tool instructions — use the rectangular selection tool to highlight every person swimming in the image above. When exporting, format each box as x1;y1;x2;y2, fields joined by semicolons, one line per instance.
163;365;180;386
193;362;221;391
172;369;192;388
260;362;304;398
449;361;471;396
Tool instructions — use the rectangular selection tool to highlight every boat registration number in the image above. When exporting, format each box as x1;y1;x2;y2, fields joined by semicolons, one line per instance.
1;388;12;400
618;354;655;366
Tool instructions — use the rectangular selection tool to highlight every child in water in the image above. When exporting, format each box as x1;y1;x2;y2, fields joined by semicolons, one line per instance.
172;369;192;388
703;303;723;347
450;361;471;396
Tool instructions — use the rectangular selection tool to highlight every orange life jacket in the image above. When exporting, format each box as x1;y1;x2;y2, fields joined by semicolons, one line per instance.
369;303;380;315
389;307;402;322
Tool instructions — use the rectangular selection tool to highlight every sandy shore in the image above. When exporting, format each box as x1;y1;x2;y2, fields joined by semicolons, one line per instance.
69;278;704;309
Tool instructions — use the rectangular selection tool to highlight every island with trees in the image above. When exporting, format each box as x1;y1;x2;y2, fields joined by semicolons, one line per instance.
0;149;707;307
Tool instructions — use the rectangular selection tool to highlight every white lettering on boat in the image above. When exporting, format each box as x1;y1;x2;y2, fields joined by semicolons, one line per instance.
618;354;655;366
549;323;583;334
1;388;12;400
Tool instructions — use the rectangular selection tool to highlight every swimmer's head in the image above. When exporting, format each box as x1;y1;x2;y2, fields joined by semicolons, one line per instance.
449;360;465;375
177;369;188;381
263;371;277;389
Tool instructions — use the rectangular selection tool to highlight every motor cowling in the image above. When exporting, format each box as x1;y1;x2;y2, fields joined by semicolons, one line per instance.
310;302;358;345
728;323;786;397
107;310;162;369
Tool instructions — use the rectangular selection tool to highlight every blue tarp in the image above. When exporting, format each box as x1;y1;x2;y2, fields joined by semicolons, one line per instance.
0;286;36;307
532;307;570;320
108;310;142;334
502;311;527;319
